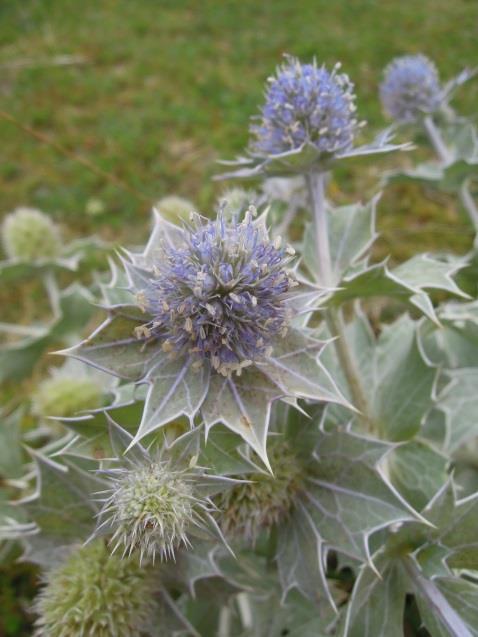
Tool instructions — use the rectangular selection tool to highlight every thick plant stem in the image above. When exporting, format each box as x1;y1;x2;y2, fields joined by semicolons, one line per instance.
305;170;371;430
423;115;478;230
423;115;452;163
402;557;472;637
326;307;371;426
305;171;333;288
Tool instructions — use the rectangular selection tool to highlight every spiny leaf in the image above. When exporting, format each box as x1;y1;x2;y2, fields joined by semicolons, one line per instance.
63;304;163;381
23;451;105;542
388;440;448;510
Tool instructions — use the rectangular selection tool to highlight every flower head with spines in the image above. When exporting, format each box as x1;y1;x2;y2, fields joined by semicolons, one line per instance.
97;460;214;563
93;421;238;564
217;439;303;544
137;206;297;377
33;540;155;637
251;56;361;157
380;54;442;123
66;207;347;467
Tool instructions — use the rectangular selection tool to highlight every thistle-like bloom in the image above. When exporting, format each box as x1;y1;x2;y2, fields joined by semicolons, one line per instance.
93;422;236;563
67;208;345;465
98;460;216;562
34;541;155;637
380;55;442;123
217;441;303;543
137;208;296;377
219;56;408;179
251;57;360;157
2;207;61;261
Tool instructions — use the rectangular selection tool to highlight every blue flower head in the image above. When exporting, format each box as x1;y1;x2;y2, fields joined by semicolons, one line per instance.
251;56;360;157
380;54;441;123
137;207;297;377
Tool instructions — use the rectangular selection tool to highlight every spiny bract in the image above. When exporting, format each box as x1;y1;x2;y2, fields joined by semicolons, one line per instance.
217;441;303;543
136;208;297;377
98;460;212;562
380;54;441;123
33;541;155;637
1;207;61;261
251;56;360;156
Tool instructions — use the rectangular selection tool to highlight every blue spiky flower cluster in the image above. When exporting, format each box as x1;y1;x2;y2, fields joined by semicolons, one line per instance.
380;54;442;123
250;56;360;157
136;208;296;377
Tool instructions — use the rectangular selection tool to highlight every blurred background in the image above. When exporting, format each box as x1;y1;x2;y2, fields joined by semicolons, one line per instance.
1;1;477;634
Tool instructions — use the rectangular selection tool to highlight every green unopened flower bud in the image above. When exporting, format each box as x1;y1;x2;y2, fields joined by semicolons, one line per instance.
99;461;210;563
156;195;195;223
217;441;303;543
218;187;256;217
34;541;155;637
1;207;61;261
33;374;102;419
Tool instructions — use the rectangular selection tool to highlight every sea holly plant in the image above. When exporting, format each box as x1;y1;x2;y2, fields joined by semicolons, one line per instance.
380;54;478;231
2;54;478;637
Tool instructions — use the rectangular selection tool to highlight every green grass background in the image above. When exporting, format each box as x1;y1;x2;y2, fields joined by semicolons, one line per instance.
0;1;477;634
1;0;477;257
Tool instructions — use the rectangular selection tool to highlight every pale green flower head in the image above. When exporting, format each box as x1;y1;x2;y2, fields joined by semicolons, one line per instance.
2;207;61;261
156;195;195;223
34;541;155;637
32;360;114;419
217;440;303;543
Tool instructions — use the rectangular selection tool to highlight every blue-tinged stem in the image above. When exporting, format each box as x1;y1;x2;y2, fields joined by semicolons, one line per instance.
305;171;371;428
423;115;478;231
402;556;473;637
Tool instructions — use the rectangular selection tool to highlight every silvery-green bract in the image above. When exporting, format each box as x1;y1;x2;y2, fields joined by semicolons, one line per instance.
3;50;478;637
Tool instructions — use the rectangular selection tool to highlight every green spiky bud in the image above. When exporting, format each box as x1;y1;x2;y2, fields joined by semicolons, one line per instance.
217;441;303;543
32;374;102;419
34;541;155;637
1;207;61;261
156;195;195;223
99;461;211;563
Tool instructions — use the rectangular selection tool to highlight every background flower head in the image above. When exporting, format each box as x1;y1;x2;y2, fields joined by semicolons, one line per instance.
380;54;441;123
251;56;360;157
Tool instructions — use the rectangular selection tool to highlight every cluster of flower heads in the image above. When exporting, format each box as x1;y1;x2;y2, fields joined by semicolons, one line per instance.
34;541;155;637
96;458;216;563
136;207;297;377
380;54;442;123
250;56;362;157
2;207;61;262
217;440;303;543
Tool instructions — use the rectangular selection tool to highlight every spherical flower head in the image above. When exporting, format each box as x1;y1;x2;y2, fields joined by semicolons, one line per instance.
217;441;303;543
99;461;209;562
1;207;61;261
156;195;195;224
32;373;102;419
34;541;155;637
137;208;296;377
380;54;441;123
251;56;360;157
